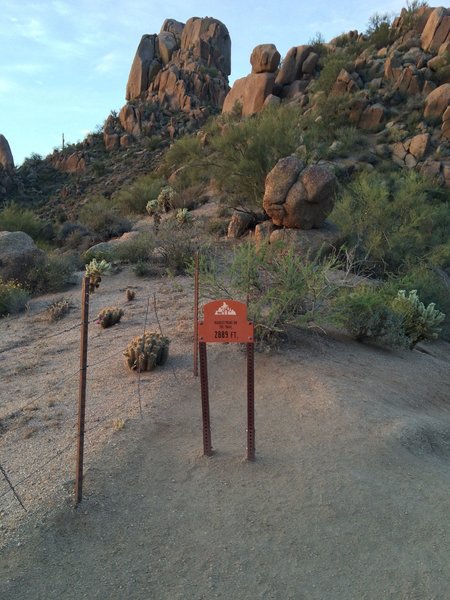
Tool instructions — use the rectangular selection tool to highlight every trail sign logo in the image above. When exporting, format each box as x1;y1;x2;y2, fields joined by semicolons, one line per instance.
198;300;253;343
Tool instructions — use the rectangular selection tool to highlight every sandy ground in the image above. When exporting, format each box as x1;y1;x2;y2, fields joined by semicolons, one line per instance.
0;264;450;600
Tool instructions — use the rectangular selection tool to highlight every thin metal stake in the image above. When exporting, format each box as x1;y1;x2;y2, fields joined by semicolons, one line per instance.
247;342;255;461
193;252;199;377
75;276;90;506
199;341;212;456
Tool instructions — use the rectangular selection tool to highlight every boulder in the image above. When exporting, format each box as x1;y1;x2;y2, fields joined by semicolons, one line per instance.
52;151;86;173
254;221;277;244
227;212;254;238
119;104;141;136
420;7;450;53
0;231;45;282
408;133;431;159
157;31;178;65
160;19;184;44
180;17;231;76
358;104;385;131
331;69;360;96
442;105;450;138
126;34;158;101
424;83;450;119
222;76;247;114
0;135;14;169
103;133;120;151
263;158;336;229
275;46;312;86
242;72;276;116
269;221;340;255
302;52;319;74
250;44;280;74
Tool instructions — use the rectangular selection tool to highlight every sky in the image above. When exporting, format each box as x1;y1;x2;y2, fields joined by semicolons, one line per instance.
1;0;409;165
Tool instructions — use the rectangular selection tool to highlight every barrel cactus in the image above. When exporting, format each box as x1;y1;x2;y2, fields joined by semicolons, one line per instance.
96;306;124;328
124;331;170;371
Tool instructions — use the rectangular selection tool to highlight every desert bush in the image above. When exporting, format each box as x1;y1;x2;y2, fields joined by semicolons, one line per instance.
197;241;337;345
0;279;30;316
22;253;76;295
206;217;229;237
113;232;156;264
78;195;131;240
391;289;445;348
365;12;395;49
157;221;202;275
331;170;450;275
331;284;408;347
313;48;360;94
0;203;53;242
162;135;206;189
113;174;166;214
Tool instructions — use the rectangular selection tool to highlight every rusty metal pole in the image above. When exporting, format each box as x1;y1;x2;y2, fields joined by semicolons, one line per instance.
75;276;90;505
193;252;199;377
246;342;255;461
199;341;213;456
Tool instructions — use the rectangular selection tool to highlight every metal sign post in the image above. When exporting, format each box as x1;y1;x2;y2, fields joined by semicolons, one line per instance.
198;300;255;461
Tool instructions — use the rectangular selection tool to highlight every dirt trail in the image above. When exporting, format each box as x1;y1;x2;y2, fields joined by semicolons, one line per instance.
1;277;449;600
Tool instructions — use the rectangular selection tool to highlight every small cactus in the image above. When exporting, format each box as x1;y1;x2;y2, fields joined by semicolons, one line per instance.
96;306;124;328
124;331;170;372
85;259;111;292
126;289;136;301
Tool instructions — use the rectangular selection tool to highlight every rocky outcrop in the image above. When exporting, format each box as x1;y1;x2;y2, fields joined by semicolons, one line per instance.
117;16;231;147
263;157;336;229
223;43;319;117
227;211;255;238
392;133;431;169
51;151;86;173
424;83;450;119
0;231;45;282
420;7;450;53
269;221;340;254
0;135;14;169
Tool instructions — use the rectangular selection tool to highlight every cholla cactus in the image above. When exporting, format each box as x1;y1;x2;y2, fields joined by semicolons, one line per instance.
146;199;159;216
157;185;176;212
96;306;124;328
392;289;445;349
175;208;193;225
85;259;111;292
124;331;170;371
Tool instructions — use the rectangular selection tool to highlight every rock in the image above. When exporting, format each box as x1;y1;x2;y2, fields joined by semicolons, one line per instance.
242;72;276;116
0;135;14;169
53;151;86;173
420;7;450;53
442;105;450;138
263;158;336;229
254;221;276;244
302;52;319;74
250;44;280;74
227;212;254;238
263;94;281;108
358;103;385;131
408;133;431;159
120;134;133;148
180;17;231;76
394;65;424;95
119;104;141;136
222;76;247;114
126;34;158;101
405;153;418;169
392;141;407;161
331;69;360;96
157;31;178;65
269;221;340;255
275;46;312;86
0;231;45;282
103;133;120;151
424;83;450;119
160;18;184;44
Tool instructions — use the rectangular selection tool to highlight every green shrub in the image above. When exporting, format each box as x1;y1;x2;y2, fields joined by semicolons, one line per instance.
365;12;395;49
197;241;337;345
313;48;359;94
162;135;206;189
23;254;77;294
0;203;52;242
113;232;156;264
0;279;30;316
331;284;408;347
392;289;445;348
331;170;450;275
157;221;202;275
113;174;166;214
78;195;131;240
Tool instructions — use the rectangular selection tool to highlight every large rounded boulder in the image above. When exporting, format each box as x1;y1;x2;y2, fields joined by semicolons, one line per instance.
263;157;336;229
